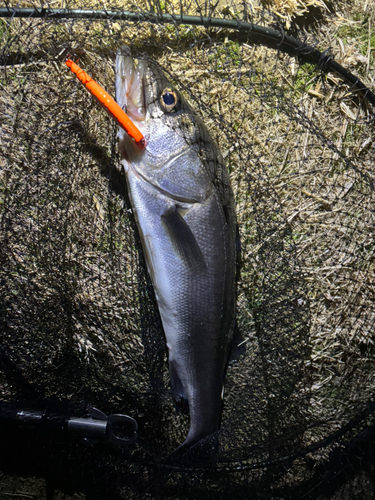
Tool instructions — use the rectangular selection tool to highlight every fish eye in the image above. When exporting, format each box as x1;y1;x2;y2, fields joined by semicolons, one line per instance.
160;88;179;113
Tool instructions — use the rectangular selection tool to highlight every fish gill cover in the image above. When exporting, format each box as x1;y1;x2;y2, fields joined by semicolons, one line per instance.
0;0;375;498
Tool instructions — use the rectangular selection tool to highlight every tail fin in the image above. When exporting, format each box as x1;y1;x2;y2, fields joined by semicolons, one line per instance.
170;431;219;465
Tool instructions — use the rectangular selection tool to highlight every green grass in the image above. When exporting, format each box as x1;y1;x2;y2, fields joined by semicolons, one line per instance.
336;15;375;66
293;63;317;93
208;41;242;71
0;19;8;38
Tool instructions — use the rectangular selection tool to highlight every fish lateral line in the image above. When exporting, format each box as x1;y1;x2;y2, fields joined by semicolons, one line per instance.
65;59;146;149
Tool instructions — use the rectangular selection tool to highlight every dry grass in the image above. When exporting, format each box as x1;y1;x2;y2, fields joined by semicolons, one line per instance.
260;0;328;27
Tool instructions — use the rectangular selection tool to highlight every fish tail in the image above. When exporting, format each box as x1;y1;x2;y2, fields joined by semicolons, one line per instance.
171;429;220;464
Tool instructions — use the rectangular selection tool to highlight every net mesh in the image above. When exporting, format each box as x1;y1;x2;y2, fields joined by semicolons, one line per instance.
1;0;375;498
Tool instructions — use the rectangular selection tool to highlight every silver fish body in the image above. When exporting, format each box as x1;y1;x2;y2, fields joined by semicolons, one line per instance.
115;50;237;451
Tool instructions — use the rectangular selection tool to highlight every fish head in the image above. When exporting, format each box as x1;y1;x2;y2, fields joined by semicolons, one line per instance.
116;51;199;158
116;50;215;202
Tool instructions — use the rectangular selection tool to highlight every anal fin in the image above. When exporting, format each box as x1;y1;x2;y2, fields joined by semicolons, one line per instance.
169;361;187;401
169;361;189;414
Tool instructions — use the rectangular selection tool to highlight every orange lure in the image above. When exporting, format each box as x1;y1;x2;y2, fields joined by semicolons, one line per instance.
65;59;146;149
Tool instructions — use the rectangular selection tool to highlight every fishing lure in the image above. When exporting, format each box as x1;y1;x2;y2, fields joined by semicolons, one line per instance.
65;59;146;149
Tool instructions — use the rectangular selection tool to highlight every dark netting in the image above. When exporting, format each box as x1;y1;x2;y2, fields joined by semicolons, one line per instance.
0;1;375;498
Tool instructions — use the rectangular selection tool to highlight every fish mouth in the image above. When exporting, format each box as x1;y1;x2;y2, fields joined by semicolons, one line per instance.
115;50;147;122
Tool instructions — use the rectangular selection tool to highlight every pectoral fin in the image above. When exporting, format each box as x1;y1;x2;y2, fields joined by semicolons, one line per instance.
161;205;207;272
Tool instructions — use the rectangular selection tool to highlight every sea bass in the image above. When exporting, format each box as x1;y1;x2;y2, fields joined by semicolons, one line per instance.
115;49;237;453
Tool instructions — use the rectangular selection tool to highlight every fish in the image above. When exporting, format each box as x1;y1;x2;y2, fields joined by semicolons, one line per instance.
115;48;238;454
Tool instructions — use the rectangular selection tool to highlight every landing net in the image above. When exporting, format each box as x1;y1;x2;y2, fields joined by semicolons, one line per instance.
1;1;375;498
